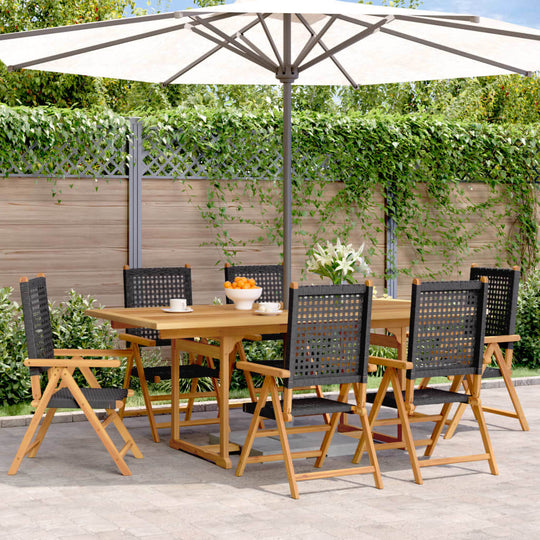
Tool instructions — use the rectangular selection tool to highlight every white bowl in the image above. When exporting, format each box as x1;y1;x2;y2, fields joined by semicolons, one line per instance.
225;287;262;310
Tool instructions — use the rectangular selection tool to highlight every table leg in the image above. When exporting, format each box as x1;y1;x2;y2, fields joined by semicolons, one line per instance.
169;339;181;443
218;335;236;468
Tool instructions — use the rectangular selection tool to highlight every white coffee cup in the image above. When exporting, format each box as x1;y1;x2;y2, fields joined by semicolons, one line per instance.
170;298;187;311
258;302;281;313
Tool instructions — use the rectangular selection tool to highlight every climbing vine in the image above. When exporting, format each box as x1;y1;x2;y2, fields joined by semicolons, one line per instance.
0;105;538;278
141;108;540;278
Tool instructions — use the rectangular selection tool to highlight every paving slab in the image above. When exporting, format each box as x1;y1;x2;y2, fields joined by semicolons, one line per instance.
0;384;538;539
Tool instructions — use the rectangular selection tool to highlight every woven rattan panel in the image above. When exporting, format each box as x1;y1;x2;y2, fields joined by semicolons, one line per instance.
470;267;519;339
224;265;283;304
285;284;370;388
20;277;55;375
124;267;192;345
409;282;485;379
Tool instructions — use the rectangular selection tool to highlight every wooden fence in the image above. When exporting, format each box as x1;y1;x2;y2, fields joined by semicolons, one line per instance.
1;175;514;307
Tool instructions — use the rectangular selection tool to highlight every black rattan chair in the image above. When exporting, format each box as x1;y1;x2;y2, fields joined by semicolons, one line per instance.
235;282;383;499
224;263;286;402
442;265;528;437
9;275;142;476
356;278;498;484
121;265;220;443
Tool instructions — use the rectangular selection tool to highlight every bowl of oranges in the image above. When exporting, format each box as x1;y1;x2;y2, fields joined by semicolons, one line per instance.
224;276;262;310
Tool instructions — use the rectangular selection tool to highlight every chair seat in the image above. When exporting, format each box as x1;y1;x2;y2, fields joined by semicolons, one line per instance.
366;387;470;409
483;366;502;378
243;396;353;419
49;387;128;409
131;364;219;381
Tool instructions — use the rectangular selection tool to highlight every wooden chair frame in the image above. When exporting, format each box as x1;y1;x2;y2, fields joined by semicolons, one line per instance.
419;265;529;437
354;278;498;484
235;282;382;499
10;276;142;476
120;265;221;443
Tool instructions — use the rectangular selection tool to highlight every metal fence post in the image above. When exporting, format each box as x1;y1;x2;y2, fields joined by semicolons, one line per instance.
385;185;398;298
128;118;143;268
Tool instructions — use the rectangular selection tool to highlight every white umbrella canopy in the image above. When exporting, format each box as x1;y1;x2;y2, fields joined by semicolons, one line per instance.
0;0;539;300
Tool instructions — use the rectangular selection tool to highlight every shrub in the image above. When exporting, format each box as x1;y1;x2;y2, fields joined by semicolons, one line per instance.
0;287;30;405
0;287;123;406
49;290;125;388
514;269;540;368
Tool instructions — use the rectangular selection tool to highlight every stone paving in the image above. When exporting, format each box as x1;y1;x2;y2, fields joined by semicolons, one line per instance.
0;383;538;540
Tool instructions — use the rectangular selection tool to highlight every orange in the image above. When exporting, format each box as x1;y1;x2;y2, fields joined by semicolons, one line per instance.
224;281;232;289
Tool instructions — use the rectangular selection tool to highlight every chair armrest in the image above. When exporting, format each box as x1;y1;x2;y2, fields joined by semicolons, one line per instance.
368;356;413;370
117;333;156;347
54;349;131;357
236;361;290;378
484;334;520;344
25;358;122;368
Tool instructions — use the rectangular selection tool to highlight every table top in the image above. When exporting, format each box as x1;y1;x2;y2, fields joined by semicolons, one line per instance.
86;298;411;339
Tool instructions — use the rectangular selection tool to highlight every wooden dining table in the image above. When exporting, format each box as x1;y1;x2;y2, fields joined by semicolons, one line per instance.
86;297;411;469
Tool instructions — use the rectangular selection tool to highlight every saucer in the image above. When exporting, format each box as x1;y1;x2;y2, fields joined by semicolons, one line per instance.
254;309;283;316
162;307;193;313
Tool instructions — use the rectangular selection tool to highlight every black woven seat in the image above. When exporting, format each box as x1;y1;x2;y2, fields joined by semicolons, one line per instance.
49;387;129;409
358;278;498;485
121;265;221;443
9;275;142;477
366;387;470;408
243;396;354;419
235;282;383;499
442;265;529;436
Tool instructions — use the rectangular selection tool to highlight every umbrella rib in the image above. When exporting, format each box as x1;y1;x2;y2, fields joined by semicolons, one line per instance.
7;25;177;70
0;11;180;41
162;16;270;85
6;15;235;72
300;16;393;73
258;14;284;69
296;14;358;88
392;14;540;41
188;25;277;72
294;14;337;66
382;27;534;76
189;15;278;71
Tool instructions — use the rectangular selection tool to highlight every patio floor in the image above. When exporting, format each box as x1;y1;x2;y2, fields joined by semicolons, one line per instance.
0;383;538;539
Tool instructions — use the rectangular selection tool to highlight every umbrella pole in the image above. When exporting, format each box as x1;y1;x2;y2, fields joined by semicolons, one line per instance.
282;79;292;307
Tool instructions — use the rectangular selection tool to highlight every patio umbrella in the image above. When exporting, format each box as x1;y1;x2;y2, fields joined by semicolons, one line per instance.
0;0;539;304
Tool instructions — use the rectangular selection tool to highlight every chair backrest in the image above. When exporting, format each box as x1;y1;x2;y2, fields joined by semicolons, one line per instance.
224;264;283;304
407;279;488;380
19;275;54;376
470;265;520;348
283;283;373;389
123;266;192;345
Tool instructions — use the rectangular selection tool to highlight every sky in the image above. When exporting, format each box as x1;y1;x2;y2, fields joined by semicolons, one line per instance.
131;0;540;29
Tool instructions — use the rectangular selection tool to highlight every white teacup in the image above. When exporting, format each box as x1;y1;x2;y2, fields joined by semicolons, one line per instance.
170;298;187;311
258;301;282;313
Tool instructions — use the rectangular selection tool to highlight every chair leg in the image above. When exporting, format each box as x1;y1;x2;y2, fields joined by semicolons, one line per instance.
269;381;299;499
359;404;383;489
65;373;135;476
27;408;56;458
388;367;423;485
315;384;350;468
469;397;499;476
235;377;272;477
492;347;529;431
107;409;144;459
133;346;160;443
119;347;134;419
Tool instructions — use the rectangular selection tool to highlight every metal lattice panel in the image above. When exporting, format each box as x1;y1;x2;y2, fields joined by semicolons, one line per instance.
408;280;487;379
285;284;372;388
123;266;193;346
